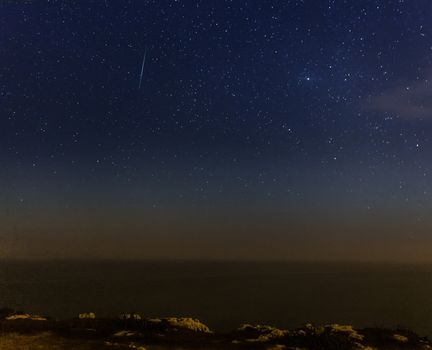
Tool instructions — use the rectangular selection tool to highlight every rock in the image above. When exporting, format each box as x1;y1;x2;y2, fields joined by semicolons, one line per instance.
295;323;364;340
78;312;96;319
6;314;32;320
31;316;47;321
393;333;409;342
113;330;137;337
148;317;211;333
147;318;162;324
325;324;364;341
165;317;211;333
237;324;289;343
127;343;147;350
290;323;375;350
266;345;287;350
5;313;47;321
120;313;142;321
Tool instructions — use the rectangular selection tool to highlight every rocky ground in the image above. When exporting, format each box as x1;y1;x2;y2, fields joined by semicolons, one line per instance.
0;308;431;350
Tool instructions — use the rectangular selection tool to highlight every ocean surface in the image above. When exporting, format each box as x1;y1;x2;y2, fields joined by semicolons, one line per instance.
1;261;432;336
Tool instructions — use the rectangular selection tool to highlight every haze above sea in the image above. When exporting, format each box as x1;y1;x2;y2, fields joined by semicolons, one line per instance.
1;261;432;336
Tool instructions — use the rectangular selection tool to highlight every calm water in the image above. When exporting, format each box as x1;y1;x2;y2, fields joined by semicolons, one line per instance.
1;261;432;336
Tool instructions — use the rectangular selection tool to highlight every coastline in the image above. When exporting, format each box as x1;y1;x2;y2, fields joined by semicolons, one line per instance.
0;308;430;350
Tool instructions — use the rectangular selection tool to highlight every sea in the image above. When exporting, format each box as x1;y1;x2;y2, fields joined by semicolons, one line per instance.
1;261;432;336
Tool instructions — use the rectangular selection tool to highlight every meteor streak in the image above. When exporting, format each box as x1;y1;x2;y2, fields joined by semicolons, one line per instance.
138;48;147;90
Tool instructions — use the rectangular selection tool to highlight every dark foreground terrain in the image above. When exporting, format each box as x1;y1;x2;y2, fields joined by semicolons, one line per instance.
0;308;431;350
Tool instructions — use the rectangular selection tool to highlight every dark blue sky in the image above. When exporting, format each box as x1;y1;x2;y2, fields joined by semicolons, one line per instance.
2;0;432;260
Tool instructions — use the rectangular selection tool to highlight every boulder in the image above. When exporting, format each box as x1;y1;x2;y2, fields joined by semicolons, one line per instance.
393;333;409;343
325;324;364;341
6;314;31;321
237;324;288;343
5;313;47;321
113;330;137;337
165;317;211;333
147;317;211;333
120;313;142;321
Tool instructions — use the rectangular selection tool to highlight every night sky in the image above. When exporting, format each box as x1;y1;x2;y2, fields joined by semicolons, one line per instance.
2;0;432;261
